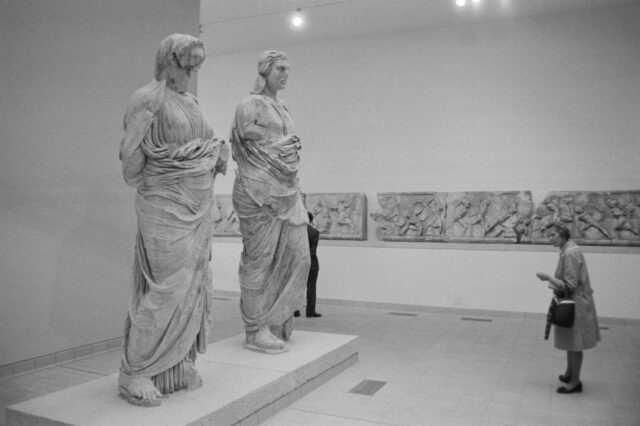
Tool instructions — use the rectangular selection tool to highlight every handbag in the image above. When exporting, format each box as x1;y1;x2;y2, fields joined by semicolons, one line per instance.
551;296;575;328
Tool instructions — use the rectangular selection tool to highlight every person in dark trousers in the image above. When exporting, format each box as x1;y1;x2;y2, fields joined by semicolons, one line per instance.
295;212;322;318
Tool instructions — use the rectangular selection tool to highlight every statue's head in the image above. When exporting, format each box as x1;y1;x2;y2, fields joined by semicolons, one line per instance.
251;50;289;94
154;34;205;93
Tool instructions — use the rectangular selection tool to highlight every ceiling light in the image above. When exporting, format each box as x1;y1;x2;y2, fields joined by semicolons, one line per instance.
291;9;304;27
456;0;466;6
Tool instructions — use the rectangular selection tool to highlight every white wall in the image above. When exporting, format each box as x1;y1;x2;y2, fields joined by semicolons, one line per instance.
211;242;640;319
199;6;640;320
0;0;200;366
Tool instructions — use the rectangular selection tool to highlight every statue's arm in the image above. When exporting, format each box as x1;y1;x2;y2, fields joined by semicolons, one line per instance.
121;144;146;185
119;80;166;186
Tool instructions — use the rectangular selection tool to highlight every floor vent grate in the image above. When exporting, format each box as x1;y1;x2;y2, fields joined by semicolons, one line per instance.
349;379;387;396
389;312;418;317
461;317;492;322
599;326;609;330
212;297;231;301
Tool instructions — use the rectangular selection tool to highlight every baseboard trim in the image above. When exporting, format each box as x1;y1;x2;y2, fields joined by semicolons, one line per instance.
0;337;123;380
213;289;638;326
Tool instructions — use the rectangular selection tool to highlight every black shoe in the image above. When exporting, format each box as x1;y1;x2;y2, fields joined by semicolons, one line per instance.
294;311;300;318
306;312;322;318
557;382;582;394
558;374;571;384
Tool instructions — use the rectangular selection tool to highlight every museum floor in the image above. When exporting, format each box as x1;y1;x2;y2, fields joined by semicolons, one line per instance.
2;297;639;426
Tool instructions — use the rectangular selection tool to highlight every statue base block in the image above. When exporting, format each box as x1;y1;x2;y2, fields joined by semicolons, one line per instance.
6;331;359;426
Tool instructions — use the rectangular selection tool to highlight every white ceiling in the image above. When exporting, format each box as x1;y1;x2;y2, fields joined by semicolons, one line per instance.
200;0;637;56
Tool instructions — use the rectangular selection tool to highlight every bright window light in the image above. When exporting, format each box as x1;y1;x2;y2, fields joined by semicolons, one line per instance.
456;0;467;6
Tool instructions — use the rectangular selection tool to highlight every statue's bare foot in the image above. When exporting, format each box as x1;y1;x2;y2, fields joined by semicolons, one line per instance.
186;368;203;391
270;317;293;342
118;375;162;407
245;326;287;354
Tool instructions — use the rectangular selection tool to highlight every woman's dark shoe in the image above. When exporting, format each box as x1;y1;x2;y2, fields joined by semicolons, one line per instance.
306;312;322;318
557;382;582;394
558;374;571;384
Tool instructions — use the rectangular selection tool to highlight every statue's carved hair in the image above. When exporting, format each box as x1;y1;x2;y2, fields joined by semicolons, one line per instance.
251;50;289;94
154;34;204;81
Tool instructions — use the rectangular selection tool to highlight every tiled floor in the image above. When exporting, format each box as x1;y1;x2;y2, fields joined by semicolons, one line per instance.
2;297;639;426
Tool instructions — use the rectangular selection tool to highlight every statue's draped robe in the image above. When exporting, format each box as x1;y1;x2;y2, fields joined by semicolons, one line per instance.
119;80;227;393
230;94;309;331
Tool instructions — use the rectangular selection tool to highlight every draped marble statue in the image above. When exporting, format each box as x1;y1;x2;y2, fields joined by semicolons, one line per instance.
230;50;309;354
117;34;228;406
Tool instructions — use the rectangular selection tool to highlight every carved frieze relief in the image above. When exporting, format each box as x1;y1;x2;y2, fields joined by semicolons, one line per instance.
531;190;640;246
216;189;640;246
370;192;447;242
304;192;367;240
370;191;533;243
446;191;534;243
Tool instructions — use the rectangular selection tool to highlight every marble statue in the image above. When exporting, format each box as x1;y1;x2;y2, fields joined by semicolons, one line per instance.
305;193;368;240
213;194;241;237
230;50;309;353
117;34;228;406
532;191;640;246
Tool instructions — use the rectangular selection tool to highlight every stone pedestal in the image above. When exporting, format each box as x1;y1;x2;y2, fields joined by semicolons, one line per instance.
6;331;358;426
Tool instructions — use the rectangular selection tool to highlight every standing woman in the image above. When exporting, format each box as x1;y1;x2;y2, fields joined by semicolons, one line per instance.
118;34;228;406
536;222;601;394
230;50;309;353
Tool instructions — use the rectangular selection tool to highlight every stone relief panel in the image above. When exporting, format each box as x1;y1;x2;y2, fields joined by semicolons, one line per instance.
531;190;640;246
370;191;533;243
445;191;534;243
213;194;241;237
304;193;367;240
217;189;640;246
370;192;447;242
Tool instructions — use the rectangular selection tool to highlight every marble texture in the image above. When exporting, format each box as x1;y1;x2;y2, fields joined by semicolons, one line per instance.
213;194;241;237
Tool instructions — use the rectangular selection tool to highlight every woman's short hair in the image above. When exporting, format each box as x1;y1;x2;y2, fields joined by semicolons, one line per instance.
547;222;571;240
